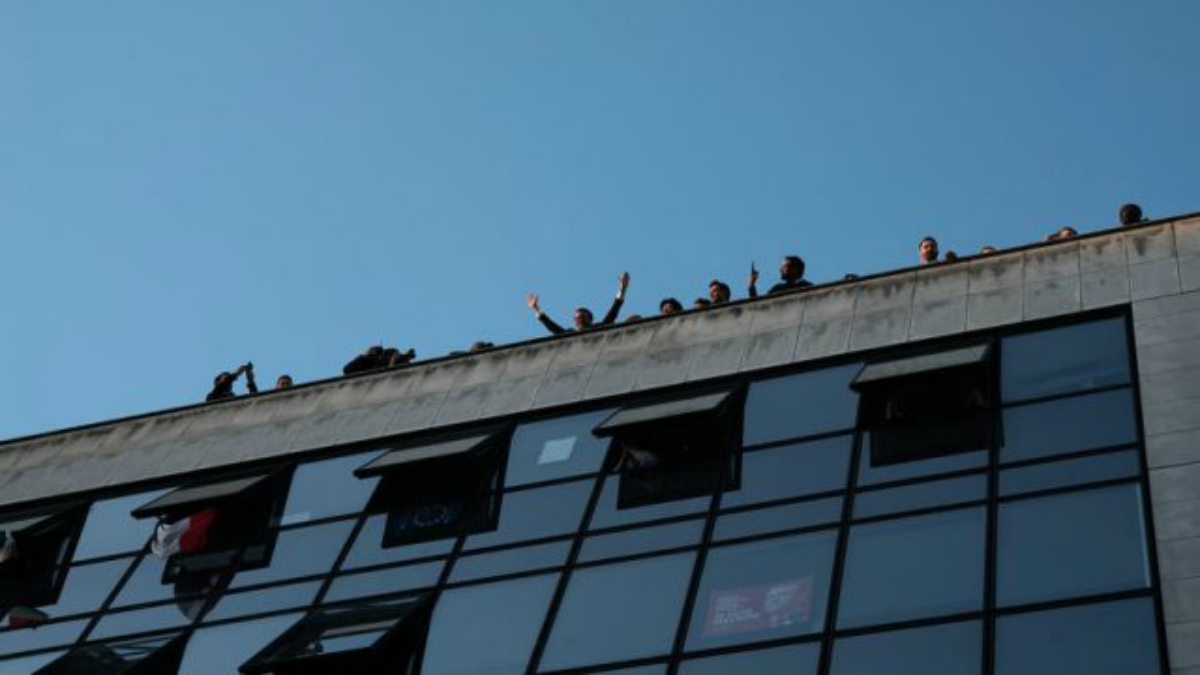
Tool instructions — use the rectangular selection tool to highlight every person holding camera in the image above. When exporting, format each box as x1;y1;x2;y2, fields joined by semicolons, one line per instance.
206;363;258;402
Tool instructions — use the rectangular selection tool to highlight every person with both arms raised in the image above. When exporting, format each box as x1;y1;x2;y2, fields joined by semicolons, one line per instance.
527;272;631;335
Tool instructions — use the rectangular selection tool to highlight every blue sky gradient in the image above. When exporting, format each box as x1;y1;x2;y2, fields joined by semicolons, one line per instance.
2;1;1197;438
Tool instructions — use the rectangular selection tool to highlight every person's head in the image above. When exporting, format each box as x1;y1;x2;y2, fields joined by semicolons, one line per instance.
980;245;997;255
1119;203;1144;226
366;345;384;357
275;375;294;389
624;314;644;323
779;256;805;282
470;341;493;352
573;307;594;330
213;372;234;389
843;273;859;281
659;298;683;315
693;298;712;309
1055;226;1078;240
919;236;939;264
943;250;959;262
708;280;731;303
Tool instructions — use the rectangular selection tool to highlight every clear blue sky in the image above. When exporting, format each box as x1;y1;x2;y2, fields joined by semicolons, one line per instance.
2;1;1197;439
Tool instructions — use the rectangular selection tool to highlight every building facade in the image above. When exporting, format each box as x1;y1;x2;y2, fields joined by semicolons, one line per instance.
0;214;1198;673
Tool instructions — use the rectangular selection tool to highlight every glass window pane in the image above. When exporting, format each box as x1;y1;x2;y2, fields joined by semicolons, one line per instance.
230;520;355;588
853;475;986;520
590;474;711;530
542;552;696;670
7;558;132;621
205;580;321;621
999;450;1140;497
857;435;987;487
450;541;572;582
830;620;981;675
90;603;196;640
111;553;221;609
178;612;303;675
578;519;705;563
995;598;1160;675
1001;390;1138;463
590;666;667;675
722;436;852;509
0;651;63;673
506;410;614;487
1001;317;1130;402
281;453;379;524
0;619;87;655
838;508;985;629
340;514;455;571
744;364;861;446
714;499;842;542
464;480;592;550
422;574;558;675
686;531;837;651
679;643;820;674
74;489;166;561
997;484;1149;607
324;560;444;603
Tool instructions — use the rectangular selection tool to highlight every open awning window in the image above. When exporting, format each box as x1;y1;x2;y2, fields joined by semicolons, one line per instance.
36;633;188;675
132;474;280;520
0;505;86;616
241;596;431;674
357;428;509;548
594;388;742;510
851;342;992;390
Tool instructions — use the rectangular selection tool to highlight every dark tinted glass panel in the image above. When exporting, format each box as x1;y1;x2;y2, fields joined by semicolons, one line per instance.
542;552;696;670
0;619;87;655
230;520;354;588
686;532;837;650
743;364;861;446
90;603;195;640
857;434;987;486
1000;389;1138;463
464;480;592;550
111;553;220;608
281;452;379;524
679;642;820;674
177;612;302;675
590;474;711;530
205;580;320;621
323;560;444;603
853;475;986;520
578;519;705;563
423;574;558;675
995;598;1160;675
997;484;1148;606
1001;317;1130;402
340;514;455;570
592;666;667;675
450;541;571;582
0;651;62;673
830;620;981;675
506;410;613;487
74;490;165;561
838;508;985;628
721;436;852;509
713;499;842;542
999;450;1140;497
6;558;131;621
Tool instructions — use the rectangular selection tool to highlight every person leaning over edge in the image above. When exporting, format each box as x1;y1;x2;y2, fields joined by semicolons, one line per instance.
749;255;813;298
206;362;257;402
527;272;630;335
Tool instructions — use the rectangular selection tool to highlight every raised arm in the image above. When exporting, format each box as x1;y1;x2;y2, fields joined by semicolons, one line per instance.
527;292;566;335
600;271;630;325
748;263;759;299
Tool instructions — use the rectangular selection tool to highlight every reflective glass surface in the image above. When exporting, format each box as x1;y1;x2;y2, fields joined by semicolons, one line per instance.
0;651;62;674
230;520;355;588
853;475;986;519
110;553;222;608
205;580;320;621
464;480;592;550
999;450;1140;496
686;532;837;650
590;473;711;530
74;490;165;561
177;612;303;675
1000;389;1138;463
505;410;613;487
423;574;559;675
1001;317;1130;402
995;598;1160;675
857;436;987;486
0;619;88;655
578;519;704;563
281;452;379;524
341;514;455;570
90;603;195;640
743;364;861;446
713;499;842;542
997;484;1149;606
542;553;696;670
721;436;852;509
6;558;132;621
838;508;985;628
679;642;820;674
450;541;571;582
830;620;981;675
323;560;445;603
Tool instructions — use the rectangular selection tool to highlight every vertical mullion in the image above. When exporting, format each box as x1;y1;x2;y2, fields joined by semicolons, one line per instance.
815;423;866;675
981;345;1002;675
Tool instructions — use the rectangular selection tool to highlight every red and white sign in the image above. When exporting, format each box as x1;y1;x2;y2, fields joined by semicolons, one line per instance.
703;576;813;636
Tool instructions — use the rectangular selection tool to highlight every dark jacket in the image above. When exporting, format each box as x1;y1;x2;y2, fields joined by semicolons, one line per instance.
749;278;813;299
537;296;624;335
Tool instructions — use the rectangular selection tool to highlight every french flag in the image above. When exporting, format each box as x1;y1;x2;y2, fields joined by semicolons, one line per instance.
151;508;219;558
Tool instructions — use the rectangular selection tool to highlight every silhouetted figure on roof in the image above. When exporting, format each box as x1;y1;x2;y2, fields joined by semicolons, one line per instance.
275;375;294;390
693;298;712;309
980;245;998;255
943;250;960;262
1120;203;1146;227
470;341;494;352
1045;226;1078;242
708;280;732;304
527;272;630;335
919;237;939;265
749;256;813;297
206;363;257;402
659;298;684;315
343;346;416;375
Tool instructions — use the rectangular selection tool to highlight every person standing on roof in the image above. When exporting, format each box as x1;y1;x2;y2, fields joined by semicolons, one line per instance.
1120;203;1147;227
749;256;813;297
527;272;630;335
918;237;940;265
206;363;257;402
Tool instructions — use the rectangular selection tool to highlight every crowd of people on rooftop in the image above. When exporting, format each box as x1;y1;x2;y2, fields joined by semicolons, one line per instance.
204;202;1152;402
